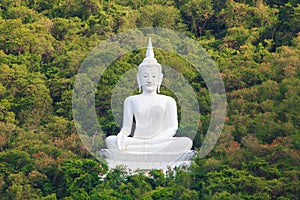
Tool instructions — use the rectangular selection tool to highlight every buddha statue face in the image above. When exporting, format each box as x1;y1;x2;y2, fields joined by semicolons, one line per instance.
137;37;163;93
137;66;163;93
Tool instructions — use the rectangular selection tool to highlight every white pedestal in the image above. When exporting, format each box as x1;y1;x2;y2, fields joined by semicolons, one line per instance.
100;149;197;172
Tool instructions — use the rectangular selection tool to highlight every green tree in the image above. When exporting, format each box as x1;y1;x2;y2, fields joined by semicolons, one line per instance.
6;172;42;200
180;0;214;37
59;158;101;197
137;4;183;29
0;150;33;172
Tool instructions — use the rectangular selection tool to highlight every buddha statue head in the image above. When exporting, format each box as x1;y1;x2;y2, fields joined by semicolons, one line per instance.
137;37;163;93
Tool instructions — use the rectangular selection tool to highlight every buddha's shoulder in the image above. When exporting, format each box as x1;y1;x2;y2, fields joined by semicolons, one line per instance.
124;94;175;102
124;96;135;102
157;94;176;102
124;95;141;102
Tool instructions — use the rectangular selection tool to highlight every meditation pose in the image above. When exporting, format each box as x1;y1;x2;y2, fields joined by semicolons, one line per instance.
105;38;193;153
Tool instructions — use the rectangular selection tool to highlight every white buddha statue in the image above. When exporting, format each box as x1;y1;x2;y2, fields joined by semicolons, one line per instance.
105;38;193;154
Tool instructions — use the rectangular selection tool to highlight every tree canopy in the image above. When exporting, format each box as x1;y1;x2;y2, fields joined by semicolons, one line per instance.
0;0;299;199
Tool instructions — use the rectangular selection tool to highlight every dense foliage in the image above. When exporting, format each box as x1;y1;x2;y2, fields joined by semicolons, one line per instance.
0;0;299;199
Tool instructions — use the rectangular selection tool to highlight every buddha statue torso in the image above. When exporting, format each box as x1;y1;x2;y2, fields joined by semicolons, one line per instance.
129;94;172;139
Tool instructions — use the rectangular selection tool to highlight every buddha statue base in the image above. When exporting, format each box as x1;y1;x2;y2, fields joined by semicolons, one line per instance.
100;149;197;171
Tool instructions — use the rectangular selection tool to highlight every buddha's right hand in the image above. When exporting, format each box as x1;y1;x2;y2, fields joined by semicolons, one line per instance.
117;133;126;150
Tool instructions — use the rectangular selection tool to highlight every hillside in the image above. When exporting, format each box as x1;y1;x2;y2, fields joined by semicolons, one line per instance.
0;0;299;199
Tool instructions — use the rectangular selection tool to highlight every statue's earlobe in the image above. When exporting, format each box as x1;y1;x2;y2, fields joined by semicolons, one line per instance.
158;73;163;93
137;74;141;93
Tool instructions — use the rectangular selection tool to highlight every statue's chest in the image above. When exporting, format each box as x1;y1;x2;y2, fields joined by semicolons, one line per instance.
133;100;167;123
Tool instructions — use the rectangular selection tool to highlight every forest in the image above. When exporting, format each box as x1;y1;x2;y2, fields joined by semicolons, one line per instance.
0;0;299;199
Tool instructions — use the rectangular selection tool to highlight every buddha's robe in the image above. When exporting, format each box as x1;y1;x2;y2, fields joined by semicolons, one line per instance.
105;94;192;153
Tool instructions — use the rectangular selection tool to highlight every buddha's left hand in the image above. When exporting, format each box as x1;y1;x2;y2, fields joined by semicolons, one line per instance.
163;128;177;138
